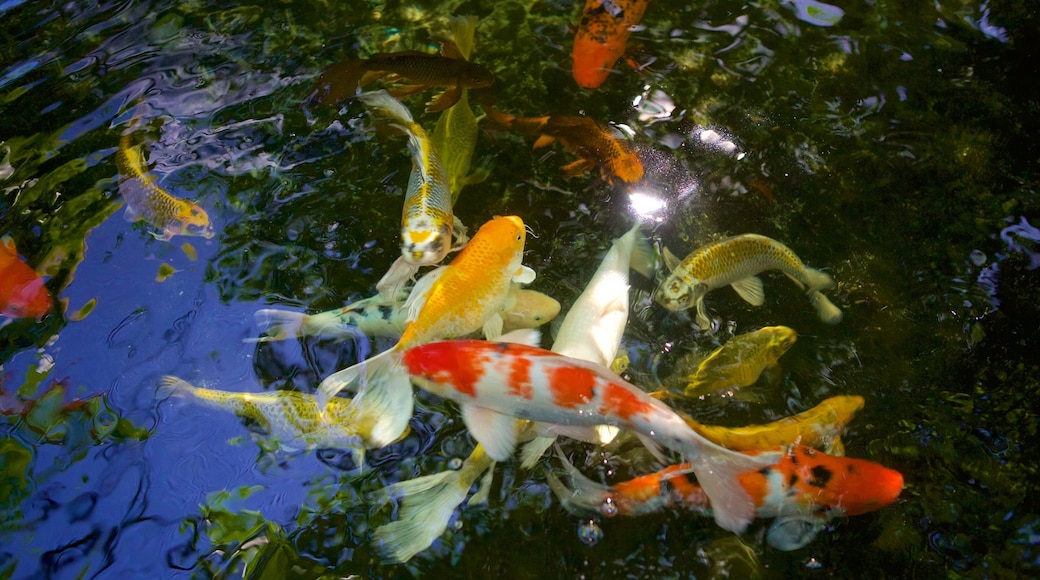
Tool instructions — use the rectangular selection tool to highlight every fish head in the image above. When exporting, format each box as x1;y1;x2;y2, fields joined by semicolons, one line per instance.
172;203;215;239
502;290;561;331
470;215;528;271
572;39;618;89
654;276;702;311
402;339;485;397
459;64;495;89
401;218;452;265
762;326;798;354
766;446;904;517
3;277;52;319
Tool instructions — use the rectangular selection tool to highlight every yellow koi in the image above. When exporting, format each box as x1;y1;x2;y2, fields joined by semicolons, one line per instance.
116;132;214;241
317;215;535;448
157;376;394;461
663;326;798;400
656;234;842;329
683;395;865;455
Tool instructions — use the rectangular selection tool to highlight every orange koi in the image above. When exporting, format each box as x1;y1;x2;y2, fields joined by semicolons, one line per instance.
311;51;495;112
402;339;778;533
316;216;535;449
549;445;903;550
573;0;653;89
0;236;53;320
484;106;643;184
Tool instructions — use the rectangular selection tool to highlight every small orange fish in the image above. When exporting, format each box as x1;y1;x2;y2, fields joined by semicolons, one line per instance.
311;51;495;112
573;0;653;89
550;445;904;550
484;106;643;184
0;236;53;320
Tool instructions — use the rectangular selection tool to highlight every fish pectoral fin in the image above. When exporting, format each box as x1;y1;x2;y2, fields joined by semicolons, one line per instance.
451;217;469;249
766;513;827;551
497;328;541;347
662;247;681;272
519;435;556;469
531;134;557;149
469;464;496;506
694;297;713;330
403;265;447;321
512;265;536;284
461;405;519;461
426;86;461;113
376;256;420;300
481;313;504;340
559;159;595;178
731;276;766;306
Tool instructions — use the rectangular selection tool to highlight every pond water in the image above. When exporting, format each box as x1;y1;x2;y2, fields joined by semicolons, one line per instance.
2;0;1038;577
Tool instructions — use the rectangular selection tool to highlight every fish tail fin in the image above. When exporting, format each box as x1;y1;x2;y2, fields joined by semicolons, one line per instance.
332;351;414;448
157;375;195;399
625;223;656;280
449;15;478;61
372;444;493;563
808;290;844;324
358;89;416;127
682;436;776;533
248;308;308;342
800;266;836;292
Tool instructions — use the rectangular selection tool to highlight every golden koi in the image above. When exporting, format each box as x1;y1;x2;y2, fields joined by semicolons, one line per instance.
573;0;653;89
0;236;52;320
684;395;865;455
316;215;535;448
656;234;843;329
158;376;389;459
548;444;903;550
661;325;798;400
116;132;214;241
484;106;644;184
251;288;559;342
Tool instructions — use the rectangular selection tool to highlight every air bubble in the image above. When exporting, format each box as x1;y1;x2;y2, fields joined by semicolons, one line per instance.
448;457;463;470
578;520;603;546
600;498;619;517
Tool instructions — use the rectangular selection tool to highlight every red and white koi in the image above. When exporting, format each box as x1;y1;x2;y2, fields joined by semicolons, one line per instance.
402;340;778;532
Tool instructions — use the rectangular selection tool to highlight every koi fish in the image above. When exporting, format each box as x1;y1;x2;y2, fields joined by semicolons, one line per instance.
660;325;797;400
371;223;653;562
656;234;843;329
0;236;52;320
484;106;644;184
115;132;214;241
683;395;865;455
572;0;653;89
251;288;559;342
358;90;465;297
317;215;535;449
402;339;779;532
311;50;495;113
158;376;389;460
431;16;489;203
548;444;903;550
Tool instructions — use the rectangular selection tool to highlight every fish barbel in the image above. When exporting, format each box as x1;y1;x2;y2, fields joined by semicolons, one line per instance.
656;234;843;329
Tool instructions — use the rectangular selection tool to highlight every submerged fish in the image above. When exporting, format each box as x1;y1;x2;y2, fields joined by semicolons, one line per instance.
115;132;214;241
548;444;903;550
251;288;559;343
656;234;842;329
684;395;865;455
573;0;653;89
371;223;651;563
0;236;53;320
358;90;465;297
403;339;778;532
431;16;489;204
317;215;535;449
662;325;798;400
311;50;494;112
158;376;388;458
484;106;644;184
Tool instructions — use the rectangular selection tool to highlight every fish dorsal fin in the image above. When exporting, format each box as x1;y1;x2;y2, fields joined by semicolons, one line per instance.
461;405;519;461
662;246;681;272
512;265;536;284
497;328;541;347
731;276;765;306
404;266;447;322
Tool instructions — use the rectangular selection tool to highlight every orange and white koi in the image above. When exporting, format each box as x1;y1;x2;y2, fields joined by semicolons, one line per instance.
317;216;535;448
484;106;644;184
548;445;903;550
402;340;778;532
116;132;214;241
684;395;865;455
358;90;466;297
572;0;653;89
0;236;53;320
656;234;842;329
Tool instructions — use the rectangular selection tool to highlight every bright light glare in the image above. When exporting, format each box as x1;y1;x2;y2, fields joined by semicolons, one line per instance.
629;190;667;220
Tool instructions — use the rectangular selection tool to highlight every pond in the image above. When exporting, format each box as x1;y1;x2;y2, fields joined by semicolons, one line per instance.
1;0;1038;577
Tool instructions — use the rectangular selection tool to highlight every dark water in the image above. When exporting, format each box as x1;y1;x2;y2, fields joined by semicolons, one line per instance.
1;0;1038;577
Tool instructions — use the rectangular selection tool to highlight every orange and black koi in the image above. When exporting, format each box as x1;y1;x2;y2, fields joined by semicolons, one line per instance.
573;0;653;89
